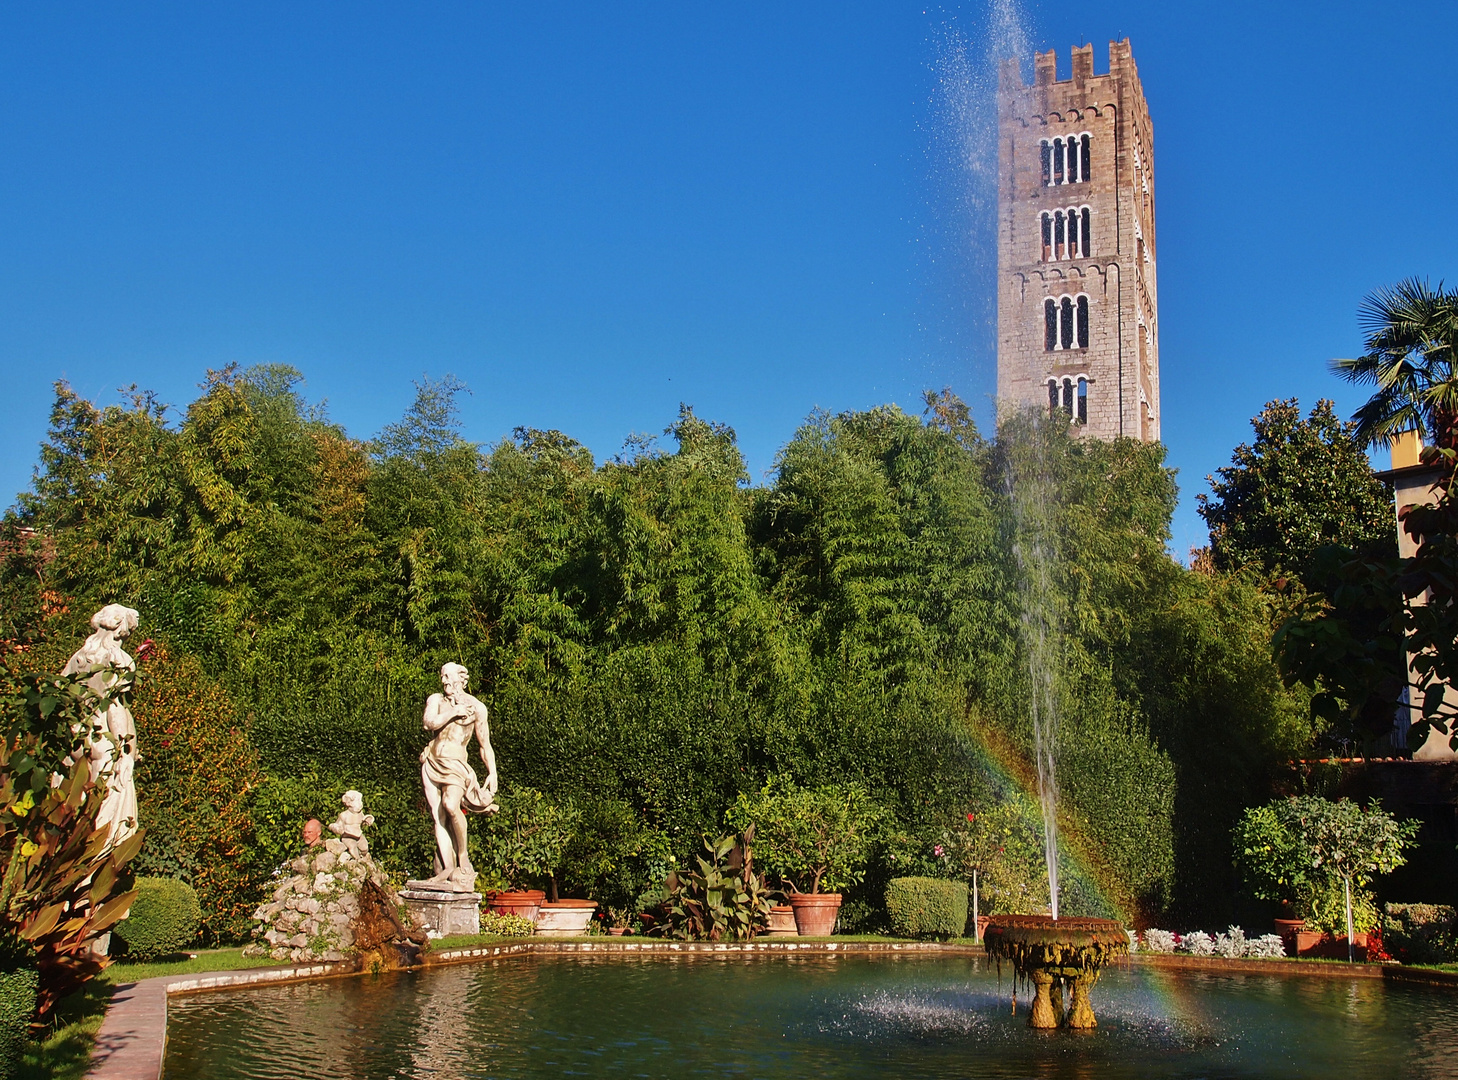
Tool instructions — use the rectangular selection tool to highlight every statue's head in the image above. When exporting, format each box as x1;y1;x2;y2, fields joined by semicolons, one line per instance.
92;604;140;638
342;789;364;812
440;662;469;693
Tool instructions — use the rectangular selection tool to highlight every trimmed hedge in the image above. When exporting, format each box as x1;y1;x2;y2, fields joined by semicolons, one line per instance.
885;877;968;940
0;967;37;1074
114;878;203;960
1384;903;1458;965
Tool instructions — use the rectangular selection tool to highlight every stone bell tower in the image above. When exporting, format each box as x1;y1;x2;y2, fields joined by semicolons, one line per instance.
996;40;1160;441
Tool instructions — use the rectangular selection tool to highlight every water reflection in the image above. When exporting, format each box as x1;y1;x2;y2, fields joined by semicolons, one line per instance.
163;955;1458;1080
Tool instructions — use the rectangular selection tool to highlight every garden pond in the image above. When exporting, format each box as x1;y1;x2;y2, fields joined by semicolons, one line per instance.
162;954;1458;1079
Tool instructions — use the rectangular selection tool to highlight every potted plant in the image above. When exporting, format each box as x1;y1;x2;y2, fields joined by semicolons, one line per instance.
938;802;1032;942
649;829;776;941
604;906;632;936
478;786;575;925
1234;801;1313;954
1236;796;1418;961
731;778;882;937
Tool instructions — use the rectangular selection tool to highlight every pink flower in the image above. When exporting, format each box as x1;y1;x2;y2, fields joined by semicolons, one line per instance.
933;844;945;857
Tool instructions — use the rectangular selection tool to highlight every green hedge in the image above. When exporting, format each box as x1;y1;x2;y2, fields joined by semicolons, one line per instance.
1385;903;1458;965
114;878;203;960
0;967;37;1074
885;877;968;940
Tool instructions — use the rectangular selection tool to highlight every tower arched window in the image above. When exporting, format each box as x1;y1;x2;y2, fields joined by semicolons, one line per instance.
1039;206;1093;260
1047;375;1089;424
1040;133;1092;186
1041;293;1090;352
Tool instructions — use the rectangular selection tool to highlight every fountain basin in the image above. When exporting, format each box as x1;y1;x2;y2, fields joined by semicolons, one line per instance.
982;915;1129;1029
158;950;1455;1079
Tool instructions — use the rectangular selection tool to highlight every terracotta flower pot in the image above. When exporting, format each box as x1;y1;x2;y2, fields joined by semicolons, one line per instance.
608;927;628;936
535;899;597;936
788;892;842;937
1273;918;1305;956
486;889;546;924
766;904;797;936
1302;932;1369;961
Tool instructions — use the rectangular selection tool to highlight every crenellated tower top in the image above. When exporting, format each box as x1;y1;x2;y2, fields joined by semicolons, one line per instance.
995;40;1160;441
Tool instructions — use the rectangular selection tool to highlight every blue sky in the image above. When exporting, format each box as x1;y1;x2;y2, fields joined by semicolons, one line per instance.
2;1;1454;558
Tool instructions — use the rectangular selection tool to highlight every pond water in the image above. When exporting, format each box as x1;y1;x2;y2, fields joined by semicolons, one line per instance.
162;954;1458;1079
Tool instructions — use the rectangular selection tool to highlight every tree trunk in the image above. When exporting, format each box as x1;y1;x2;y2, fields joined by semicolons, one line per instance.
1343;875;1355;963
972;869;981;942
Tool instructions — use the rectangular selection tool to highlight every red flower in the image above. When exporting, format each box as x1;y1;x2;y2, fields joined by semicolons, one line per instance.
966;812;975;822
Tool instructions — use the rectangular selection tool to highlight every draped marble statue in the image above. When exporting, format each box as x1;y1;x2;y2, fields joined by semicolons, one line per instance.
61;604;142;850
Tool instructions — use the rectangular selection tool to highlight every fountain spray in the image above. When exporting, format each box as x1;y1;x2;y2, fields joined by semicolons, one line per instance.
931;1;1057;915
1007;418;1062;919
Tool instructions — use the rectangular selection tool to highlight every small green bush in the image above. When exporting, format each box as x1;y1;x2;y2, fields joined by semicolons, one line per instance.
113;878;203;960
0;967;37;1074
479;912;535;938
885;877;968;939
1385;903;1458;964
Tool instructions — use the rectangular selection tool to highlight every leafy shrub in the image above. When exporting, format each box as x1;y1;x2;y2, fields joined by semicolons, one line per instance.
1213;926;1247;958
113;878;202;960
1300;878;1380;936
1182;931;1215;956
479;912;534;938
652;830;775;941
1383;903;1458;964
884;877;968;940
1141;929;1177;953
474;786;576;893
557;795;672;910
1235;797;1416;939
0;967;37;1071
1246;934;1287;958
0;668;144;1022
730;778;883;894
132;645;263;943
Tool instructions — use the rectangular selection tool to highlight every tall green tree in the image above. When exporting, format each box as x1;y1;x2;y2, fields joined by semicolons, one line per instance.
1197;399;1394;580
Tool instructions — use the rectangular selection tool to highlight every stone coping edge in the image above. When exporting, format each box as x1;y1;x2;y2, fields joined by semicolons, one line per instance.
425;938;972;964
86;939;1458;1079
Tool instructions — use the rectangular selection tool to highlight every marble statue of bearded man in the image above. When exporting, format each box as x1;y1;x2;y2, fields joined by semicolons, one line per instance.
419;662;498;890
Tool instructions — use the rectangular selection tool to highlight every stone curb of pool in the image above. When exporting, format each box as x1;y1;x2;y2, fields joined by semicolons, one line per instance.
84;941;1458;1080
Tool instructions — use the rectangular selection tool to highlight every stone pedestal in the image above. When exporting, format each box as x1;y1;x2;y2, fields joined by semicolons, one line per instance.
400;882;481;939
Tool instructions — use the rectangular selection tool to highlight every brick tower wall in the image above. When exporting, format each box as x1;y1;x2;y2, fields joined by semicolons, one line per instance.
996;40;1160;442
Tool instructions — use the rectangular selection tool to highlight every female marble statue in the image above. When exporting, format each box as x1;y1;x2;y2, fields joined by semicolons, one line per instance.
61;604;142;848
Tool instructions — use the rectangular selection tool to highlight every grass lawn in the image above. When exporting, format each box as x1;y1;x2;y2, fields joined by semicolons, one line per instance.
99;948;280;984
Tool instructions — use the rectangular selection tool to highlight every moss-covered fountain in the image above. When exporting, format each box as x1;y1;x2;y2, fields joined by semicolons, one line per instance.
983;915;1129;1028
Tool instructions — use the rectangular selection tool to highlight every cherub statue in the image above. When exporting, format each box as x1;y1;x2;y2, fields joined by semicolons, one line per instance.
329;790;375;859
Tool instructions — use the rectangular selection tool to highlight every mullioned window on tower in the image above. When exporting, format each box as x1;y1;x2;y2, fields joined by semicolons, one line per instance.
1040;207;1092;260
1040;134;1092;186
1047;376;1089;424
1043;294;1090;351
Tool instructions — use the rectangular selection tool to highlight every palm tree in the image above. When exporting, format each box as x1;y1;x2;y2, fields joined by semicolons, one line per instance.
1330;278;1458;449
